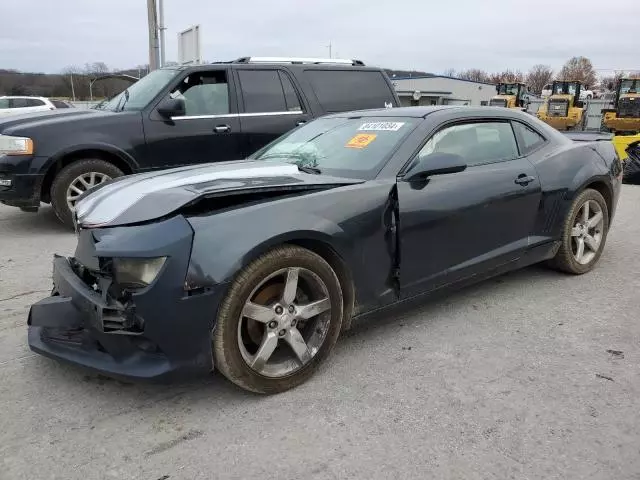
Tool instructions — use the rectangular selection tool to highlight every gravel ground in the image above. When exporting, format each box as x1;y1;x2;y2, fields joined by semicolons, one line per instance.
1;187;639;480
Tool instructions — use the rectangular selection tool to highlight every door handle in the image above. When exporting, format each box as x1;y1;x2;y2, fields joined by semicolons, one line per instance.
296;120;307;126
515;174;535;186
214;125;231;133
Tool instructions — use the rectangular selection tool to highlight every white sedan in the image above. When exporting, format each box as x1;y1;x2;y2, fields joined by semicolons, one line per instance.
0;96;73;117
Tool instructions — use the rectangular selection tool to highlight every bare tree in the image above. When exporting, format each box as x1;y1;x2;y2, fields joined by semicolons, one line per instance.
487;70;525;84
457;69;490;83
442;68;456;77
598;71;625;91
558;57;597;88
526;64;554;94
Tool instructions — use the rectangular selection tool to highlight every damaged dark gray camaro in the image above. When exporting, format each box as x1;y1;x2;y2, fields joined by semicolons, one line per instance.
28;106;622;393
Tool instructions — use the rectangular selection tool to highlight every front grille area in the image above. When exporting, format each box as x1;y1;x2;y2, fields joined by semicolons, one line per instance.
68;257;143;334
548;100;569;117
618;97;640;118
490;98;507;107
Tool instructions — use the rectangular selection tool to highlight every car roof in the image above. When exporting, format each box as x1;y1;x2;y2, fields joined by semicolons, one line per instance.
324;105;532;119
0;95;48;100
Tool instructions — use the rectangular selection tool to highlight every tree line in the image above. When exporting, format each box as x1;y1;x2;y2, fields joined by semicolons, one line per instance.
0;62;153;100
1;56;636;100
447;56;637;95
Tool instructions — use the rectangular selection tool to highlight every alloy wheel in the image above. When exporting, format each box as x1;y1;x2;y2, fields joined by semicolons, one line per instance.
65;172;111;211
571;199;604;265
237;267;332;378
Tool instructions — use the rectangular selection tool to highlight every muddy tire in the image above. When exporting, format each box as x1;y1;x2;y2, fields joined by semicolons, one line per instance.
548;188;609;274
50;159;123;227
213;245;344;394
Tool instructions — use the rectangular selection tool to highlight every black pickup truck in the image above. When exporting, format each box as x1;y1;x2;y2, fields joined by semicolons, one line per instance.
0;57;400;226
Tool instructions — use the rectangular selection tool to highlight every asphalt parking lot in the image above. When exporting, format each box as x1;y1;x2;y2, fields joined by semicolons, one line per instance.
1;187;639;480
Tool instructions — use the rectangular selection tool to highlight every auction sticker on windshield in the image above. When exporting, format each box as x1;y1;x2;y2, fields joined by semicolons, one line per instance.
346;134;377;149
358;122;405;131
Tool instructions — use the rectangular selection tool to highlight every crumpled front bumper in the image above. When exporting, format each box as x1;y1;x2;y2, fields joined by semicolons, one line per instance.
28;216;228;382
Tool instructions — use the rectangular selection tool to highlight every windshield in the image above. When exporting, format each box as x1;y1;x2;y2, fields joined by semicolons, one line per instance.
497;84;520;95
98;69;178;112
249;116;420;179
620;79;639;94
553;82;578;95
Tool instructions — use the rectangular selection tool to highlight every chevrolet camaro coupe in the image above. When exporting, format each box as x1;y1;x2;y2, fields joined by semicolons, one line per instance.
27;106;622;393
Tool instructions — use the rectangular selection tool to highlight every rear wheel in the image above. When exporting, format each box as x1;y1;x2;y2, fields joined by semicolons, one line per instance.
50;159;123;227
548;188;609;274
213;245;344;394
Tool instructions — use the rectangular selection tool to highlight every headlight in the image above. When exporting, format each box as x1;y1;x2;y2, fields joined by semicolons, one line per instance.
0;135;34;155
112;257;167;289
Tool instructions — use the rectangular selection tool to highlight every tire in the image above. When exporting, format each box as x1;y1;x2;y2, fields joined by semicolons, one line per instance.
50;159;124;227
213;245;344;394
548;188;609;274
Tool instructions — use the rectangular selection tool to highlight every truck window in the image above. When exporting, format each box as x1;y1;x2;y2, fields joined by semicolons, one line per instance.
51;100;70;108
238;70;290;113
11;98;29;108
170;70;230;116
0;98;9;108
278;71;302;112
25;98;46;107
304;70;394;112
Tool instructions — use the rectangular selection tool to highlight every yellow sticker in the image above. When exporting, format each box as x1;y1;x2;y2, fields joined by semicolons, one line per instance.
345;133;377;149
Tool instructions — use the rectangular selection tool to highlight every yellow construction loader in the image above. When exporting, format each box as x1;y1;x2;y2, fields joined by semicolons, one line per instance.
601;77;640;160
489;83;530;110
537;80;587;131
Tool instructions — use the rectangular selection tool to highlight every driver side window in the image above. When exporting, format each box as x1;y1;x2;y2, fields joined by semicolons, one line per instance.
417;121;519;167
169;70;230;116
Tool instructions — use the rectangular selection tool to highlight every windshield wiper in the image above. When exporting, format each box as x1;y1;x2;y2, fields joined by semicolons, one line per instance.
118;89;130;112
297;164;322;175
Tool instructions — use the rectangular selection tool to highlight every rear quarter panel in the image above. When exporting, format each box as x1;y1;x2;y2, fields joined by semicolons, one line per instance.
529;140;617;240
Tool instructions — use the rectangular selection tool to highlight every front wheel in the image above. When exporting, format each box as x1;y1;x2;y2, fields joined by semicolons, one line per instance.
213;245;344;394
548;188;609;274
50;159;123;227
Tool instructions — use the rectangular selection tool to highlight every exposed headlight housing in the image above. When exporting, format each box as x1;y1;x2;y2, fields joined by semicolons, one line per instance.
0;135;34;155
112;257;167;289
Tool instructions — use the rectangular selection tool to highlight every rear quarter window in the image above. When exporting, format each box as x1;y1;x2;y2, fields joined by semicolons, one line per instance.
304;70;396;113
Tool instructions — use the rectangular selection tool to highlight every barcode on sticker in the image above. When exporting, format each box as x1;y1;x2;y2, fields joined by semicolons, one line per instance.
358;122;405;132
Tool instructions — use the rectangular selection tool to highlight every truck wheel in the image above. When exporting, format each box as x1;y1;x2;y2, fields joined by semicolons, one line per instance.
51;159;123;227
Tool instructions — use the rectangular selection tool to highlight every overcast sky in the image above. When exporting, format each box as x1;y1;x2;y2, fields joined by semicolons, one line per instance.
1;0;638;75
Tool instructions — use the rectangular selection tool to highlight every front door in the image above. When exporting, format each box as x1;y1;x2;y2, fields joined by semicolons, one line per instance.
143;68;243;170
397;120;541;298
234;68;312;157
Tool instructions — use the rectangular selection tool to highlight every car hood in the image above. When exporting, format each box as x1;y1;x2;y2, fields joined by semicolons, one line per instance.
75;160;364;228
0;108;112;135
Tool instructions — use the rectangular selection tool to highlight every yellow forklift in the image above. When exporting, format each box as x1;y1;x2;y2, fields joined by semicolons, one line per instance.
489;83;531;110
601;77;640;160
537;80;588;131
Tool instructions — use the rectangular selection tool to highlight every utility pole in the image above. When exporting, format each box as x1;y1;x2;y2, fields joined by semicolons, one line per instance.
158;0;166;67
326;41;332;58
70;73;76;101
147;0;160;71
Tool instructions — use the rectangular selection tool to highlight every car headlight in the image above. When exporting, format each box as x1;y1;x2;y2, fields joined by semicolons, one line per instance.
0;135;34;155
112;257;167;289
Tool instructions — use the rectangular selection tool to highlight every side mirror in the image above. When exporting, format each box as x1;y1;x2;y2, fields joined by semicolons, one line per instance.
527;85;532;92
404;153;467;182
607;82;614;91
157;97;185;118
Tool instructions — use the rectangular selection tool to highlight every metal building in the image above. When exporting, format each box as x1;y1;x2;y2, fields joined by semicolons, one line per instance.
390;75;496;107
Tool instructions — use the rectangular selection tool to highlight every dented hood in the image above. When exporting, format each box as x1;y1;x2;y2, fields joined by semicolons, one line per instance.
75;160;362;228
